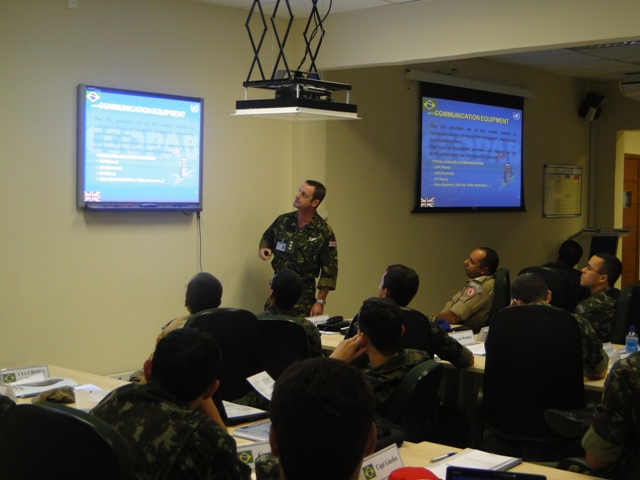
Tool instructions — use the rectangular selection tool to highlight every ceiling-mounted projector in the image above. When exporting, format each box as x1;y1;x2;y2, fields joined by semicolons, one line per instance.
619;73;640;100
234;0;360;121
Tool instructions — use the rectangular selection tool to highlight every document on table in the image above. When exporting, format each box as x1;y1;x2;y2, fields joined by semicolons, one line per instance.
467;343;486;356
427;448;521;478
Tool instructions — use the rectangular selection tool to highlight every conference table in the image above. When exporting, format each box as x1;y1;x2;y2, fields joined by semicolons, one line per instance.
231;431;594;480
11;365;594;480
320;331;608;393
13;365;129;408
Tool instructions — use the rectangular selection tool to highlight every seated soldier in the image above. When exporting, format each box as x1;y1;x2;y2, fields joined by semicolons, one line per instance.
258;268;322;358
330;297;430;411
511;272;608;379
92;328;250;480
434;247;499;330
576;253;622;342
266;357;377;480
582;351;640;477
347;264;473;368
130;272;223;383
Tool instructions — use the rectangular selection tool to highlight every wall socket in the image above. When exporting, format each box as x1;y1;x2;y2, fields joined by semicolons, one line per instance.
67;0;78;9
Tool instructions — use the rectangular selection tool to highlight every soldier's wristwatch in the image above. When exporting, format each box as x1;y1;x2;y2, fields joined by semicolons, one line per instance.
315;299;326;306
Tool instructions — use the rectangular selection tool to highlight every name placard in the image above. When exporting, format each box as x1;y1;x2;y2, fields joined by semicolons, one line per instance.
476;326;490;343
236;441;272;470
449;330;475;346
360;444;403;480
1;365;50;384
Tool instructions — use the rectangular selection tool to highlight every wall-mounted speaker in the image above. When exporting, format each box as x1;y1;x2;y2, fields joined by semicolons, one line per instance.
578;92;606;121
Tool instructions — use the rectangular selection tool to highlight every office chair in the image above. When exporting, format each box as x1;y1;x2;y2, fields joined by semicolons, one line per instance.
397;307;437;351
518;266;572;311
609;283;640;344
185;307;263;401
257;315;313;379
0;402;135;480
378;359;444;443
482;304;586;461
487;268;510;327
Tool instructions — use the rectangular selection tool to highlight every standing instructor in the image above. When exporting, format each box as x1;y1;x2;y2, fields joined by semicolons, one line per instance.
259;180;338;317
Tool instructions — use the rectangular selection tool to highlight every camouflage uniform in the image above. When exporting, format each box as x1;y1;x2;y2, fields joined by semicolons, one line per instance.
575;286;621;342
258;306;323;357
422;313;474;368
0;394;15;423
582;352;640;476
255;453;282;480
365;348;430;413
529;302;608;377
441;275;495;330
91;382;251;480
260;211;338;317
347;308;473;368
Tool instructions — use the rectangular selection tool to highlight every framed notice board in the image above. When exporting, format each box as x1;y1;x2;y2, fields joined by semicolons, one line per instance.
543;165;582;217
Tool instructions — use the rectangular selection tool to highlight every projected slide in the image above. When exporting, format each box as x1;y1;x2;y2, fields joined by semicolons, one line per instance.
420;96;523;209
80;86;202;206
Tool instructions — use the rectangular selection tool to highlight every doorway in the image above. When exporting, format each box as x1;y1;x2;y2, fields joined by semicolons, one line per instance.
622;154;640;286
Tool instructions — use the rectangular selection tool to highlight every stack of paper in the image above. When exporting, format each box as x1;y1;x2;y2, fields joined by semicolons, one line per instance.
427;448;522;479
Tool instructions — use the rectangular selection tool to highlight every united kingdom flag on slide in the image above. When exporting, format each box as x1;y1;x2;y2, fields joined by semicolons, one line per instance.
84;191;101;202
420;197;435;208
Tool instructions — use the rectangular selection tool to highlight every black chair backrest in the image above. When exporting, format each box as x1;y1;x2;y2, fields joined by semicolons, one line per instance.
488;268;510;327
257;315;312;379
344;307;436;368
185;307;262;401
518;266;572;311
610;283;640;344
0;403;135;480
484;304;585;441
397;307;436;353
378;360;444;443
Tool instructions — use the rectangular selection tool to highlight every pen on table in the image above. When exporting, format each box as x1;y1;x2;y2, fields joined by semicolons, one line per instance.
429;452;456;463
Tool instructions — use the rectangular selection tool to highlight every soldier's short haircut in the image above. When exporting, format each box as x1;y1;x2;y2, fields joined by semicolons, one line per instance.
383;264;419;307
151;328;221;403
305;179;326;204
357;297;404;355
595;253;623;287
558;239;583;267
270;268;303;310
270;358;374;480
478;247;499;275
511;272;548;304
186;272;223;313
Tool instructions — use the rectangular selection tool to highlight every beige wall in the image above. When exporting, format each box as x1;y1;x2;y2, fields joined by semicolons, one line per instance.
321;0;640;69
0;0;300;374
589;82;640;230
1;0;638;375
324;60;591;316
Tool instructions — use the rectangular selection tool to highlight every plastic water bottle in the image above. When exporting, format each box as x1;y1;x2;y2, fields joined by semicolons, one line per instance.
625;326;639;354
